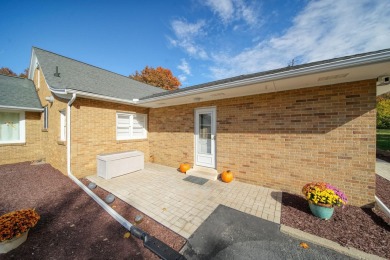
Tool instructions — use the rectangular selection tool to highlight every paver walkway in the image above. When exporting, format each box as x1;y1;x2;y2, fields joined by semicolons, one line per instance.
376;158;390;181
87;163;282;239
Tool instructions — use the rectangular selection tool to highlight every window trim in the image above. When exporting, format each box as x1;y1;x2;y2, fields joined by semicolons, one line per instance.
43;106;48;130
37;67;40;90
116;112;147;140
0;110;26;144
59;110;66;141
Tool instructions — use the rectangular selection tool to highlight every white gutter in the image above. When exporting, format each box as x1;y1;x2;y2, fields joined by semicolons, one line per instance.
46;84;138;105
375;195;390;219
65;89;137;105
0;105;44;112
66;93;133;231
48;86;68;95
138;49;390;103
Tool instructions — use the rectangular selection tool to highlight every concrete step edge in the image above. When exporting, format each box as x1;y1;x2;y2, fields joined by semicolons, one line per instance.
186;170;218;181
192;166;219;174
280;225;385;260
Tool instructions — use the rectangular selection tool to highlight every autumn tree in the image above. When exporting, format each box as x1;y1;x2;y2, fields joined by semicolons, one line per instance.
19;68;29;78
130;66;181;90
0;67;17;76
0;67;29;78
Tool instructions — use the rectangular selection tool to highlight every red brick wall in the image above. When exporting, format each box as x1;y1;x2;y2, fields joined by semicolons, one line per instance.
149;80;377;206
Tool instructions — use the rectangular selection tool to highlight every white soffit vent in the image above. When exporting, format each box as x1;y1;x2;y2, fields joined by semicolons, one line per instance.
318;73;349;81
377;75;390;86
210;93;225;97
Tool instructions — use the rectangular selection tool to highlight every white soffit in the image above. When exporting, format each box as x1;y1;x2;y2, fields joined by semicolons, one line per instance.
139;60;390;108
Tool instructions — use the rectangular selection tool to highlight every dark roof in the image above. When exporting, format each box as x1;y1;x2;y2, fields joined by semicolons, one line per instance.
140;47;390;100
0;74;42;110
33;47;166;100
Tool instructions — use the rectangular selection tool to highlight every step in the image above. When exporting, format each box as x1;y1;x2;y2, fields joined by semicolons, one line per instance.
186;166;219;181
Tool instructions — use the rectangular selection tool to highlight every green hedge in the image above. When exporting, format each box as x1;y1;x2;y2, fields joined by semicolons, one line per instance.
377;97;390;129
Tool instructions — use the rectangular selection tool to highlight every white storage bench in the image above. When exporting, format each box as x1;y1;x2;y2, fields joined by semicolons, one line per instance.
97;150;144;180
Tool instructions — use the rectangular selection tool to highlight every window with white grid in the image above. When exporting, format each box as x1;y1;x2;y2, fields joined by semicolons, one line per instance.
116;112;147;140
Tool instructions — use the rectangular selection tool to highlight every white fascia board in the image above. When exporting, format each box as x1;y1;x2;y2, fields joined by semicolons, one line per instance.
28;48;35;80
0;105;43;112
65;89;137;105
47;85;137;105
45;84;71;100
28;48;40;80
138;50;390;103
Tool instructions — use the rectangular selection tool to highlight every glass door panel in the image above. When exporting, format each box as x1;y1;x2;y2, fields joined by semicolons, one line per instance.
197;113;212;154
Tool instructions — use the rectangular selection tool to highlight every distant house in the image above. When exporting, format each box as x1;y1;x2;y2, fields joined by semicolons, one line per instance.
1;47;390;206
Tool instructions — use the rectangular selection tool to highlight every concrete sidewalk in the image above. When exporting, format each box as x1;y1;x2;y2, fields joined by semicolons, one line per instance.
376;158;390;181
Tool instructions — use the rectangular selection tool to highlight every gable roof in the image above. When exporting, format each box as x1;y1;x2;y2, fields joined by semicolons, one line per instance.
28;47;390;108
31;47;166;100
137;48;390;107
0;74;42;111
141;48;390;101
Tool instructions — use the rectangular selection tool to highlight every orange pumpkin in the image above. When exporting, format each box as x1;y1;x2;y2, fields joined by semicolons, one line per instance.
221;170;233;183
179;163;191;173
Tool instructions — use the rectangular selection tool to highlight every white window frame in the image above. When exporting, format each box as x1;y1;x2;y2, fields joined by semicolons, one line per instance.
116;112;147;140
60;110;66;141
0;110;26;144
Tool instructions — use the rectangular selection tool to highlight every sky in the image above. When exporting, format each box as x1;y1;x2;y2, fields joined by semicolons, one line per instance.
1;0;390;87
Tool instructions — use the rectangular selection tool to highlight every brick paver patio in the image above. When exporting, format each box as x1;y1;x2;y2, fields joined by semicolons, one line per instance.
87;163;282;239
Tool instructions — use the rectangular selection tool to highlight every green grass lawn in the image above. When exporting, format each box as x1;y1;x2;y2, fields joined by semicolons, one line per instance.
377;129;390;151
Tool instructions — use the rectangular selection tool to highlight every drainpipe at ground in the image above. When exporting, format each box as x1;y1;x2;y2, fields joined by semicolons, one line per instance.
65;93;133;230
65;93;184;260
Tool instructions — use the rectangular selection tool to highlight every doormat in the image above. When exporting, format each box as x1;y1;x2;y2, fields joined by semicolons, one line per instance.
183;176;209;185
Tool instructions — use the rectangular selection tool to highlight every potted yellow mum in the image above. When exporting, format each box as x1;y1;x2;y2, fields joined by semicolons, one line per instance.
302;182;347;220
0;209;40;254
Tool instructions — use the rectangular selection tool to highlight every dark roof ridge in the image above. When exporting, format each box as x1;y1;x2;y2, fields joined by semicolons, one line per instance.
32;46;151;85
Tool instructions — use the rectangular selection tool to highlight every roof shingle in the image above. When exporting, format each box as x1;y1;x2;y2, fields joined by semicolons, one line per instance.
0;74;42;110
33;47;166;100
140;47;390;100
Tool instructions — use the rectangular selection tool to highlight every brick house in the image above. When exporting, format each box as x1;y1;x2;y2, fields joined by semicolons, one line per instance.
0;74;43;163
1;47;390;206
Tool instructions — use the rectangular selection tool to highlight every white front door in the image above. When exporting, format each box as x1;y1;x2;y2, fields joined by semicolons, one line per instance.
195;107;216;168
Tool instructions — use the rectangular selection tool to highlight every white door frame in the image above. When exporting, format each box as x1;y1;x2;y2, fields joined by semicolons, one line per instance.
194;107;216;168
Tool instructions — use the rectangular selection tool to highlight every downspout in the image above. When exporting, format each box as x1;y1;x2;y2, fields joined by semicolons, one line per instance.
375;195;390;218
65;93;184;260
66;93;132;230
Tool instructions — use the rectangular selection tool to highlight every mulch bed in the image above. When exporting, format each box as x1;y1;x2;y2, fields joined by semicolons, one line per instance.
0;162;186;259
281;188;390;259
376;175;390;207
